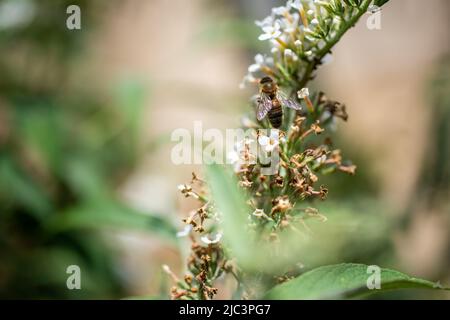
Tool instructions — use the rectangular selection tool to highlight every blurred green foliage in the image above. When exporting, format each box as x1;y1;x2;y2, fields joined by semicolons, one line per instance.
0;0;175;298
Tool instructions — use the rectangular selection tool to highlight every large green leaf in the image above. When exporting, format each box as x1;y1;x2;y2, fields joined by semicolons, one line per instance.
265;263;448;299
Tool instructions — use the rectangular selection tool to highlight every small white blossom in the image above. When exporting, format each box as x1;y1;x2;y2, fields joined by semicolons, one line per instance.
252;209;265;217
280;12;300;33
252;208;273;220
298;87;310;99
239;73;256;89
272;5;290;16
227;150;240;164
255;15;274;28
284;48;294;57
284;48;298;61
317;39;326;49
310;18;319;26
321;53;333;65
248;54;274;74
176;224;192;237
315;154;327;165
201;232;223;245
367;4;381;14
162;264;171;273
289;0;302;10
333;16;342;24
258;21;282;41
248;54;265;73
258;130;280;153
294;40;302;47
270;33;289;48
227;138;256;172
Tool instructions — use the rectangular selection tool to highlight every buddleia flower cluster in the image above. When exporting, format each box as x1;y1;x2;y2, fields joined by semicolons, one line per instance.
165;0;383;300
241;0;379;90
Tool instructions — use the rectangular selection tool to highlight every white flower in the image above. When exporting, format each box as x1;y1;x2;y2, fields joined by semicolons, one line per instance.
317;39;326;49
252;208;273;221
284;48;294;57
241;116;258;128
367;4;381;14
162;264;171;273
284;48;298;61
307;9;315;16
294;40;302;47
252;209;266;217
239;73;256;89
280;12;300;33
236;137;254;150
298;87;310;99
201;232;223;245
248;54;265;73
321;53;333;65
227;138;255;172
227;150;240;164
258;130;280;153
315;154;327;165
289;0;302;10
248;54;273;73
258;21;282;41
255;15;274;29
310;18;319;26
272;5;290;16
270;33;289;48
176;224;192;237
271;47;279;54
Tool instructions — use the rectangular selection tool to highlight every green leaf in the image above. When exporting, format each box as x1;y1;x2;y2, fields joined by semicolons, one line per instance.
373;0;390;7
47;200;178;243
0;157;52;220
205;164;251;263
265;263;448;299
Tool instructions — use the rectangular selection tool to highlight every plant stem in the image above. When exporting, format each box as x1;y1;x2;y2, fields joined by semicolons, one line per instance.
296;0;381;90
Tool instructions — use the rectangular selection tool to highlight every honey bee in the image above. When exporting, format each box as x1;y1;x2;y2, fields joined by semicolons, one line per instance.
256;76;302;128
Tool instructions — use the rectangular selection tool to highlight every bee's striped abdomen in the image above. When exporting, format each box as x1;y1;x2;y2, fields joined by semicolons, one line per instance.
268;100;283;128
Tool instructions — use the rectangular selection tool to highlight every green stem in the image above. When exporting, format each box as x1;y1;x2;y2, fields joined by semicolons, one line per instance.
297;0;381;90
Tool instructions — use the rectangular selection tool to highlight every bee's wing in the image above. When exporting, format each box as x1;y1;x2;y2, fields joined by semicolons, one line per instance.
256;94;273;121
278;91;302;110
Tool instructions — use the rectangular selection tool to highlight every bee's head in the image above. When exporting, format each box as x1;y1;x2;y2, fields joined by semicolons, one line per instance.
260;76;275;92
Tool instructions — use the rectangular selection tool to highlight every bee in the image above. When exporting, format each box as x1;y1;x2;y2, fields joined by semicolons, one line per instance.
256;76;302;128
